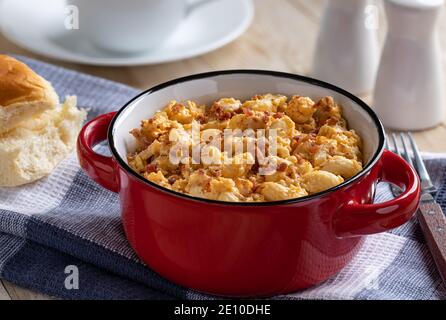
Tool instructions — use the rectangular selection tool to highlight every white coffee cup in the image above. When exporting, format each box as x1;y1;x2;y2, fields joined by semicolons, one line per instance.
67;0;211;53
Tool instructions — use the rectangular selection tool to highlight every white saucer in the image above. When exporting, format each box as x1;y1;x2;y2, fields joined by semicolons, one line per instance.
0;0;253;66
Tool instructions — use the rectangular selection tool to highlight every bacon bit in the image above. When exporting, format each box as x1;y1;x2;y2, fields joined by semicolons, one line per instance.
326;117;338;126
203;181;212;193
139;142;150;150
251;163;259;174
242;108;254;116
273;112;284;119
277;162;288;172
309;145;319;154
153;132;162;140
250;177;257;187
213;105;232;121
146;163;158;173
316;97;335;110
196;114;206;123
209;168;222;177
293;135;302;143
172;103;183;113
168;175;180;184
262;115;270;124
219;112;232;121
315;118;325;127
130;128;140;137
252;95;263;100
234;107;244;114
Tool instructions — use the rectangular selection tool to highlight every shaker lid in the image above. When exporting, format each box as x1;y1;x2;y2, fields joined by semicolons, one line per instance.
388;0;444;10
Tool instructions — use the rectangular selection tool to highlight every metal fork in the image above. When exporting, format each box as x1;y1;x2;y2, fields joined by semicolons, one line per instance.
386;133;437;195
386;132;446;285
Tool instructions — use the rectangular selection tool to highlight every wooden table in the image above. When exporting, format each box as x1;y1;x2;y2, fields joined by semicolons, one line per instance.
0;0;445;300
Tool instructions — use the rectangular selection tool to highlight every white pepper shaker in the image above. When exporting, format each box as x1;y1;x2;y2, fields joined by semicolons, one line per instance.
373;0;445;130
312;0;380;95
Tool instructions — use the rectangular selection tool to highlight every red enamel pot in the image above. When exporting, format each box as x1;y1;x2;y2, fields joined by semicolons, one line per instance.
77;71;420;297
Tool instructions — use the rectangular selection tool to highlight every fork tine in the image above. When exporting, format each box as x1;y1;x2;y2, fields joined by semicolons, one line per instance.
384;134;389;150
400;132;414;167
386;133;403;197
408;132;433;188
391;133;401;157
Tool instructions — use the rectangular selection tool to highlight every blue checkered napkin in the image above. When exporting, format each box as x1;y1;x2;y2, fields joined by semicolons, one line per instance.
0;56;445;300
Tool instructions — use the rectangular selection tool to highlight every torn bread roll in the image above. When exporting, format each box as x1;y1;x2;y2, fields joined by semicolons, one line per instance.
0;55;59;134
0;56;87;187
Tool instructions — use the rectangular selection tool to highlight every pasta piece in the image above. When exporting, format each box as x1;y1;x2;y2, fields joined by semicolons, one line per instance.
319;156;362;179
145;171;171;189
222;152;254;178
269;115;296;138
301;170;344;194
166;100;205;124
258;182;307;201
285;96;316;124
242;94;287;112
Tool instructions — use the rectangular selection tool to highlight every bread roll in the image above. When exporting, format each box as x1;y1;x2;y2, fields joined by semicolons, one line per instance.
0;55;59;134
0;96;87;187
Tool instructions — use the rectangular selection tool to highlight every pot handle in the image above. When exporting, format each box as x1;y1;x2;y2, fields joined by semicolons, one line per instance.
77;112;119;193
334;150;421;238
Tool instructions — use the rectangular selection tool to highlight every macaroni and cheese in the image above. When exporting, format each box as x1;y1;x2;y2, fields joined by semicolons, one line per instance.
127;94;363;202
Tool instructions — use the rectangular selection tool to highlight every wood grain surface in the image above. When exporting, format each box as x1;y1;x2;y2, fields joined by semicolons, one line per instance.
418;198;446;285
0;0;445;299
